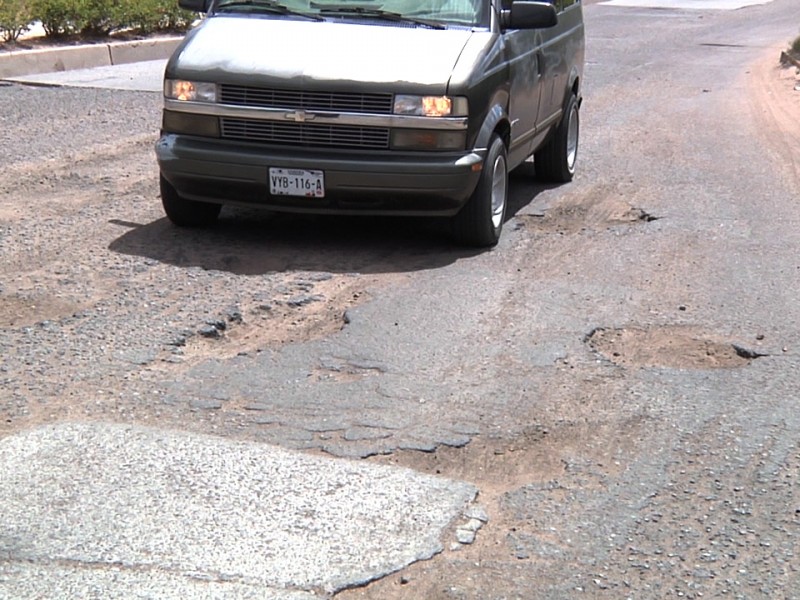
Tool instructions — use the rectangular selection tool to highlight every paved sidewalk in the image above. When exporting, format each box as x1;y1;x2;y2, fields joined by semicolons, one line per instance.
7;58;167;91
0;423;483;599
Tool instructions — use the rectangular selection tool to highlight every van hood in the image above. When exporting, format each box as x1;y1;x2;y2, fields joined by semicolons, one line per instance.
168;16;476;94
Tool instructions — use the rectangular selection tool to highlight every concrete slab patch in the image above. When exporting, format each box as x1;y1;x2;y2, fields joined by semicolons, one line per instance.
0;423;479;597
0;562;318;600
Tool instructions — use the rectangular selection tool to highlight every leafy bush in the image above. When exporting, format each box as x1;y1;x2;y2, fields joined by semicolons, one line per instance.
25;0;194;38
75;0;130;36
32;0;82;36
0;0;33;42
792;34;800;57
126;0;196;33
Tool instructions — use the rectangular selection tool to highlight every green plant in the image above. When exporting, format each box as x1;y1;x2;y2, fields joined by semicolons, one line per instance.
158;2;196;32
75;0;131;36
6;0;194;41
127;0;195;33
32;0;81;36
0;0;33;42
792;34;800;57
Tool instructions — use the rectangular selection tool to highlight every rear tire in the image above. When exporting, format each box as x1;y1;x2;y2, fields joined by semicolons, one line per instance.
452;135;508;247
160;175;221;227
535;93;579;183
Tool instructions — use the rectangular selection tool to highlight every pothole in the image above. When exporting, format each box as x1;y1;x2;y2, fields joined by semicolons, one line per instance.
586;326;767;369
517;186;658;234
170;276;368;363
347;420;645;599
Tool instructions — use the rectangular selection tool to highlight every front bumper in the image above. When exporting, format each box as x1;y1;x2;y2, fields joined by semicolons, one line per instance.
155;134;485;217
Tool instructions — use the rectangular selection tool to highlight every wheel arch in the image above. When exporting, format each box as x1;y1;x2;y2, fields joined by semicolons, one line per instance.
474;102;511;153
568;67;582;106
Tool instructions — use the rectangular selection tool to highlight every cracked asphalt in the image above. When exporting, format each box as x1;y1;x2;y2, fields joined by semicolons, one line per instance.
2;0;800;596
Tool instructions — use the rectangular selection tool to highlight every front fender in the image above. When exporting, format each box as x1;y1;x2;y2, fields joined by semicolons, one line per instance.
568;65;582;104
474;101;510;154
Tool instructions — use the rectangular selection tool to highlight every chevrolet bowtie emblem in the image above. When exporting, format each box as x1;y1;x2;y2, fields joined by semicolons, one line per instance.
285;111;316;123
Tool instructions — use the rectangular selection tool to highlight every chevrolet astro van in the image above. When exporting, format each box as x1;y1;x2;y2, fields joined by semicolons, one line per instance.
156;0;584;246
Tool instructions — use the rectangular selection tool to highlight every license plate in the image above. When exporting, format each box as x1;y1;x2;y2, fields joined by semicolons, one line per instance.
269;168;325;198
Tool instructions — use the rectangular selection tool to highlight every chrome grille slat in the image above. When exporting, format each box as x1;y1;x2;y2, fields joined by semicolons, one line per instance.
221;118;390;150
219;85;393;114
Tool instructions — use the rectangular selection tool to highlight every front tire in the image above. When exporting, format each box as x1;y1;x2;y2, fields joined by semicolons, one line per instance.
535;93;580;183
452;135;508;247
160;175;221;227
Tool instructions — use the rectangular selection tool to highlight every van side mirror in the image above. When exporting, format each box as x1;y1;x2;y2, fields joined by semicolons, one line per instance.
179;0;212;12
500;1;558;30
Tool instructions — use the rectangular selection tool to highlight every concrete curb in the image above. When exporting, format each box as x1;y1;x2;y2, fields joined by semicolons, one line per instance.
0;37;181;79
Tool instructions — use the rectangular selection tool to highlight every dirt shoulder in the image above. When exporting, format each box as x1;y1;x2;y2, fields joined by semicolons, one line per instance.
749;47;800;184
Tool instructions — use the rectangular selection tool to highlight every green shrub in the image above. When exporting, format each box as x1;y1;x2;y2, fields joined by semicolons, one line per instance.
0;0;33;42
7;0;193;40
127;0;195;33
75;0;130;35
792;34;800;57
33;0;82;36
157;2;196;32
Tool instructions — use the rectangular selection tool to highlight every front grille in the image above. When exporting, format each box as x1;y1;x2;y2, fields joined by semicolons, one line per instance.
219;85;394;114
220;118;390;150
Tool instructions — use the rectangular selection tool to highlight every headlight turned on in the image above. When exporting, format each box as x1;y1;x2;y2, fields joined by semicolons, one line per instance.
164;80;218;103
393;95;468;117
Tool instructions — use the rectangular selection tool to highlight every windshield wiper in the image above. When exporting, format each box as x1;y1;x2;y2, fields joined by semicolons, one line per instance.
309;3;446;28
216;0;323;20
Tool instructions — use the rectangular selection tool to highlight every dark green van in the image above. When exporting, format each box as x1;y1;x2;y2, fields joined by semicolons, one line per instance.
156;0;584;246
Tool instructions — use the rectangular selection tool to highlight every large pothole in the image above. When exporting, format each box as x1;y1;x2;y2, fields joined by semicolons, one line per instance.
516;184;658;234
170;273;385;364
586;326;767;369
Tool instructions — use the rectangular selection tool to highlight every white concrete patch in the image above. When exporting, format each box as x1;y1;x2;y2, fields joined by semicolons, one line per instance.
601;0;772;9
0;423;480;598
7;59;166;92
0;563;319;600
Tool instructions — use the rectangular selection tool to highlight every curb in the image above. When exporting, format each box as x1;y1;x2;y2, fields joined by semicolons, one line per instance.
0;37;182;79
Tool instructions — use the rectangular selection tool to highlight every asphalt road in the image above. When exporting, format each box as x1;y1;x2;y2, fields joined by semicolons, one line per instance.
2;0;800;597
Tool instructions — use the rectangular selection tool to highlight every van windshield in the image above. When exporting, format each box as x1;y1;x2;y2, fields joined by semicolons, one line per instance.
214;0;485;27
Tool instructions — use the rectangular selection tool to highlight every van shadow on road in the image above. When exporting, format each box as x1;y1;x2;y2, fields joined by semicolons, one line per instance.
108;173;551;276
508;163;560;215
